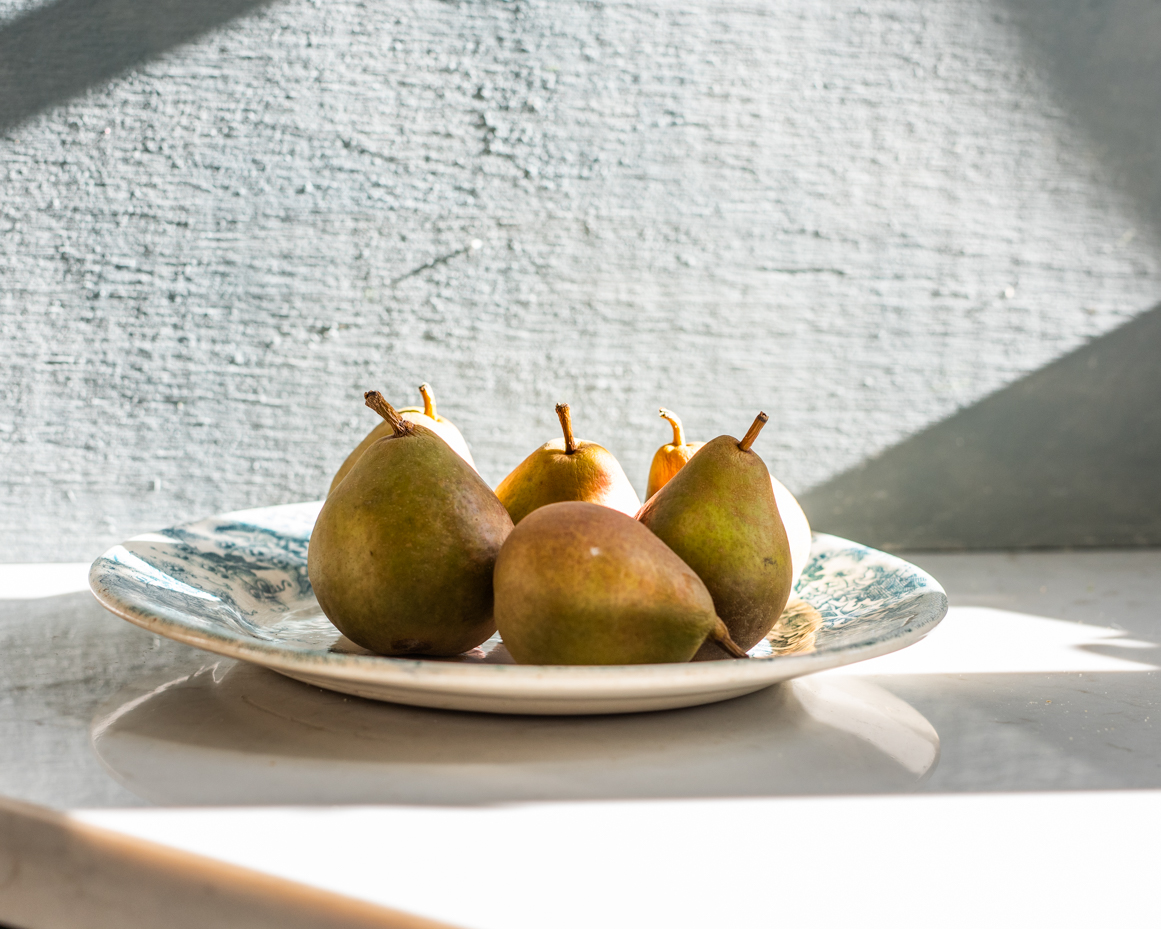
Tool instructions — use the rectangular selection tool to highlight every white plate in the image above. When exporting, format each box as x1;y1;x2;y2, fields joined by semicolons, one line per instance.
89;502;947;715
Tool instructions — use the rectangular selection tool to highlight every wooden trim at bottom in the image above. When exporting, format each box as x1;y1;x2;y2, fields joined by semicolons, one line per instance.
0;796;461;929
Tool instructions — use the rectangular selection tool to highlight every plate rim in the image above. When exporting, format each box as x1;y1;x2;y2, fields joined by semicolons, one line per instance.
88;503;949;698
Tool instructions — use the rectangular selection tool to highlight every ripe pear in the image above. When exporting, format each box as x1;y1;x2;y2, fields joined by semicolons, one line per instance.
494;403;641;524
637;412;793;658
494;501;747;664
309;391;513;657
328;383;476;495
771;476;812;593
645;407;812;589
646;408;705;500
398;383;476;467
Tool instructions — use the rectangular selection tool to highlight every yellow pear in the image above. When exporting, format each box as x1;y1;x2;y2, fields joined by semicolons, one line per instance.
771;475;812;593
495;403;641;525
646;408;705;500
397;383;475;467
328;383;475;495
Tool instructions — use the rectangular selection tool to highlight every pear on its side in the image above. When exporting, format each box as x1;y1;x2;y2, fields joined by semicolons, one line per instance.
495;404;641;525
645;408;705;500
309;391;512;657
328;383;476;495
637;412;793;658
494;501;747;664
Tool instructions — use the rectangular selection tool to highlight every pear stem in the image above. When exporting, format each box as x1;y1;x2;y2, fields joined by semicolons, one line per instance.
418;383;436;419
710;618;750;659
738;412;768;452
556;403;578;454
364;391;415;437
658;408;686;447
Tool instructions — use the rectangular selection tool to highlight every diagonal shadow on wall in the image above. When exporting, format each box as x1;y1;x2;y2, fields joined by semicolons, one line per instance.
0;0;275;134
801;302;1161;550
803;0;1161;551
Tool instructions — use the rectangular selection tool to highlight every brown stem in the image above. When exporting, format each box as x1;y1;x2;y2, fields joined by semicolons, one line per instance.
364;391;415;437
710;618;750;659
658;408;686;447
738;411;768;452
418;383;436;419
555;403;578;454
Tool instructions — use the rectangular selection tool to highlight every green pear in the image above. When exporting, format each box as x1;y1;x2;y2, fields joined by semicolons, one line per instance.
309;391;512;656
494;501;747;664
495;403;641;524
646;407;812;590
636;412;793;658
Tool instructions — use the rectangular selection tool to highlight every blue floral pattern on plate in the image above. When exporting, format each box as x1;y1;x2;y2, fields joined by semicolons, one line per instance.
89;502;948;714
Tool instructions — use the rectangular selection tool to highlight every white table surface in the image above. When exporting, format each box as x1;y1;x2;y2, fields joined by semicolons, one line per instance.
1;550;1159;928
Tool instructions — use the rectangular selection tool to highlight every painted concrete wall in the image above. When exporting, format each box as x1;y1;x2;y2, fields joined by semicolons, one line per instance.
803;301;1161;550
1;0;1158;560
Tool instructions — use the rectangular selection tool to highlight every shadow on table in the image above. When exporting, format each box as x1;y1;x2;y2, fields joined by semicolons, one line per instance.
91;654;1160;805
871;670;1160;793
0;590;208;809
13;581;1159;806
883;549;1161;793
91;662;941;805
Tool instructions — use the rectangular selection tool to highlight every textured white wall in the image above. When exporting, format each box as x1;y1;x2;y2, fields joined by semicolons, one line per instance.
1;0;1158;560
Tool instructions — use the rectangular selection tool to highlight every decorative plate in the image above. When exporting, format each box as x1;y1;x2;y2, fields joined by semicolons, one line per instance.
89;502;947;715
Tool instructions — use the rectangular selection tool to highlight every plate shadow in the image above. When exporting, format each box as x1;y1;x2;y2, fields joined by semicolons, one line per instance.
91;661;940;806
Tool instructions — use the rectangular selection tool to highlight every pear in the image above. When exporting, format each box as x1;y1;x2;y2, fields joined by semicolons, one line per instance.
646;407;812;589
494;403;641;524
771;476;812;593
328;383;476;495
494;501;747;664
637;412;793;658
646;408;705;500
309;391;513;657
398;383;476;467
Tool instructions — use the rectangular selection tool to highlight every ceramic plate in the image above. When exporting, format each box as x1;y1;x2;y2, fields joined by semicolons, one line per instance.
89;502;947;715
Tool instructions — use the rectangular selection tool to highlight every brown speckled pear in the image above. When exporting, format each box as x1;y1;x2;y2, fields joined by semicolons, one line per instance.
637;412;793;659
328;383;475;496
494;403;641;524
494;501;747;665
308;391;512;657
646;408;706;500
